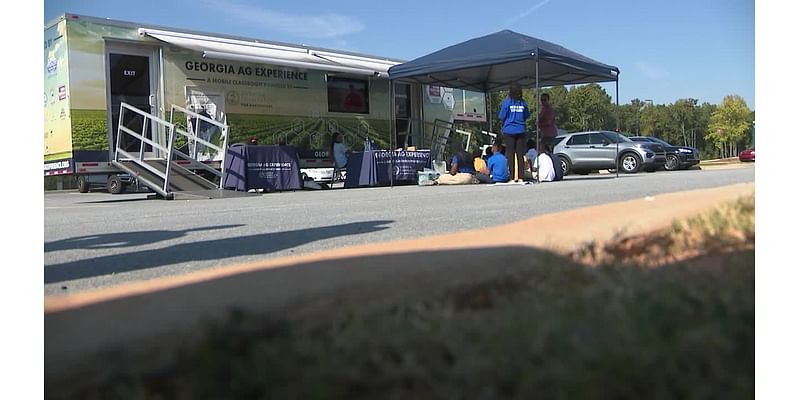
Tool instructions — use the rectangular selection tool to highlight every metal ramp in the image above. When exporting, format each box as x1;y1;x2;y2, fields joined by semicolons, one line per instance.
112;159;230;199
113;102;253;200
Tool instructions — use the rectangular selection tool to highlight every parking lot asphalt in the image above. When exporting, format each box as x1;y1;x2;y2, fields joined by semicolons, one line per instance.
44;164;755;296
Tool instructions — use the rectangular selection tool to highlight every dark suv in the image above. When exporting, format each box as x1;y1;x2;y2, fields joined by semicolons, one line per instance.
629;136;700;170
552;131;666;175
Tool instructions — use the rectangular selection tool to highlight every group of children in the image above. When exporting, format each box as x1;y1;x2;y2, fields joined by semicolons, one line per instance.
435;139;562;185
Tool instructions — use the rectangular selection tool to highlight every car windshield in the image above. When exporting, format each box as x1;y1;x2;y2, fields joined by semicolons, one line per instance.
601;132;632;144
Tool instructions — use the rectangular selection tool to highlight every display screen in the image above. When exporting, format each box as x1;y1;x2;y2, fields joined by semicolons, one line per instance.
327;77;369;114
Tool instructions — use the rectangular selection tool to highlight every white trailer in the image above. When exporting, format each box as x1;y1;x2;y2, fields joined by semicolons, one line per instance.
44;13;487;195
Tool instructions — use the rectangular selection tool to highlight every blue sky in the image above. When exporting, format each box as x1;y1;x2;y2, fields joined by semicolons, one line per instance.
44;0;754;108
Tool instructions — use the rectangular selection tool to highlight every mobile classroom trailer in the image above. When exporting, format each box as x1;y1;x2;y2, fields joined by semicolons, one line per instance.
44;13;489;193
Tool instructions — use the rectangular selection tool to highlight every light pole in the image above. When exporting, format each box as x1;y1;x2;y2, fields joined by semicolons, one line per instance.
636;99;653;136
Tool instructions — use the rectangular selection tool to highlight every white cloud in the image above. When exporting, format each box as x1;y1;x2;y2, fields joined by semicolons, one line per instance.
501;0;554;29
636;61;670;79
201;1;364;39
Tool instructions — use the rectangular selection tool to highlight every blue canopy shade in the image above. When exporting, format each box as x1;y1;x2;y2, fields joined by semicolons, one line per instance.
388;30;619;92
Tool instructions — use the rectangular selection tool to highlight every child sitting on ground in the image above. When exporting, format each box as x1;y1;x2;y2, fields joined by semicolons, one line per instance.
473;149;489;176
479;142;510;183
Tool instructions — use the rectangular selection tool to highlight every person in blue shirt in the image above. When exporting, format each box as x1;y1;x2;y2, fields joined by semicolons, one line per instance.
498;83;530;182
485;142;510;183
435;139;477;185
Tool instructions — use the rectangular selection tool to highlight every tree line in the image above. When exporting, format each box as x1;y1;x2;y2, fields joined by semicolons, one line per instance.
488;84;754;159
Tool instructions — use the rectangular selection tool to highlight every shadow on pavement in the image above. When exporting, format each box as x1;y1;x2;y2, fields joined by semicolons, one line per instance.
44;220;394;284
45;225;245;252
78;197;153;204
562;176;619;182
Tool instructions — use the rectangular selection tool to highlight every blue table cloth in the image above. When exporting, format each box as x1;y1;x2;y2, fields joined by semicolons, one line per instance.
222;144;303;191
345;150;431;188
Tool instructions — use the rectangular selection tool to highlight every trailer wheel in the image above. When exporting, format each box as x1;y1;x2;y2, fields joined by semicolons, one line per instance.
107;175;125;194
76;176;90;193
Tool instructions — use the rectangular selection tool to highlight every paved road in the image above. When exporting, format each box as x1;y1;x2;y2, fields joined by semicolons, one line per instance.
44;165;754;295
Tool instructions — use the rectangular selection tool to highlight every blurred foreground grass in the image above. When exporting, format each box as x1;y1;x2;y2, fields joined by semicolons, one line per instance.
67;195;755;400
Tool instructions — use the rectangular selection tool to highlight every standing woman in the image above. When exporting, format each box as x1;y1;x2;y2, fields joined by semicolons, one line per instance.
498;83;530;182
538;93;558;146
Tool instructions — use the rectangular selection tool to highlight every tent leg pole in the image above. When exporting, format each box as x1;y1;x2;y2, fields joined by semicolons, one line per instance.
390;80;395;188
535;57;540;183
616;78;619;178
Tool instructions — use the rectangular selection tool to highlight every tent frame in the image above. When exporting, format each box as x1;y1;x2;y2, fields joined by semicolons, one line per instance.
387;30;621;186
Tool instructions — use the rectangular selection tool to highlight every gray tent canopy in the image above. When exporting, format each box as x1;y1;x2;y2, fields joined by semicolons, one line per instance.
387;29;619;92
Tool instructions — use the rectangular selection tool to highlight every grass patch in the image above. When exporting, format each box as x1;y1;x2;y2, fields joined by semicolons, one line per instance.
54;195;755;399
572;193;755;267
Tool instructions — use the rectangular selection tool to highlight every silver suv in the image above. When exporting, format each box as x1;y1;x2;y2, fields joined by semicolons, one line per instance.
552;131;666;175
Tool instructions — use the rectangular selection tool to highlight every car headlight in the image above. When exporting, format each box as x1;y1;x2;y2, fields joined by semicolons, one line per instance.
678;148;693;153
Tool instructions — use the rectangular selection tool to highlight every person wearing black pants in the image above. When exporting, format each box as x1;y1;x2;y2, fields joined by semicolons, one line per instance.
503;134;526;182
497;83;531;182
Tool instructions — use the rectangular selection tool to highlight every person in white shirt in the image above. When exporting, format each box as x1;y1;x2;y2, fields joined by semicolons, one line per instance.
532;150;556;182
330;132;349;168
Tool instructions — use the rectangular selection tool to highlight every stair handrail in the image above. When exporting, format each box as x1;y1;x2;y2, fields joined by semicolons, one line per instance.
115;102;177;194
169;104;230;188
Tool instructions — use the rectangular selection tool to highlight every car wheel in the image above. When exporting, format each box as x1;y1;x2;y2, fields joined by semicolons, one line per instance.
665;154;679;171
107;175;125;194
76;176;90;193
557;156;571;176
619;153;642;174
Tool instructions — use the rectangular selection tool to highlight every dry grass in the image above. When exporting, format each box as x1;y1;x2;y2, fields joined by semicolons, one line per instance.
572;193;755;267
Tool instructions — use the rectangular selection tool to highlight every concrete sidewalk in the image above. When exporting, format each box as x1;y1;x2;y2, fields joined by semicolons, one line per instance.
45;182;755;383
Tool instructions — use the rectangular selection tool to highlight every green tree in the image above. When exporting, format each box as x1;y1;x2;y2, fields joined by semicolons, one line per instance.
707;95;753;158
669;98;699;146
695;102;717;157
618;98;652;135
563;83;614;131
639;103;671;138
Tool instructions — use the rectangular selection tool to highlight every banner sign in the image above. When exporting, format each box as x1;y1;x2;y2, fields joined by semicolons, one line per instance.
223;145;302;191
44;158;73;175
375;150;432;182
345;150;431;187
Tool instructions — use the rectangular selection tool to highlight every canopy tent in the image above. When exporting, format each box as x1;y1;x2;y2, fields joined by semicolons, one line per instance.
387;29;622;181
387;29;619;92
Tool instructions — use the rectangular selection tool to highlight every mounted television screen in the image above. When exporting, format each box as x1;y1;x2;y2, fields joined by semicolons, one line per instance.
327;77;369;114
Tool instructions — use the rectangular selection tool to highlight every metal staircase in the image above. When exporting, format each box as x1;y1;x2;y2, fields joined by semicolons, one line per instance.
112;102;249;199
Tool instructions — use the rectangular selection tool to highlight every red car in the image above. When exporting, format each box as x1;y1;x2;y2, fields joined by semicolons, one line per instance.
739;148;755;162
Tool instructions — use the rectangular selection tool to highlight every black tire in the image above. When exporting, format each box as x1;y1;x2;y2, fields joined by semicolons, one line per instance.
107;175;125;194
665;154;680;171
76;176;90;193
557;155;571;176
619;153;642;174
